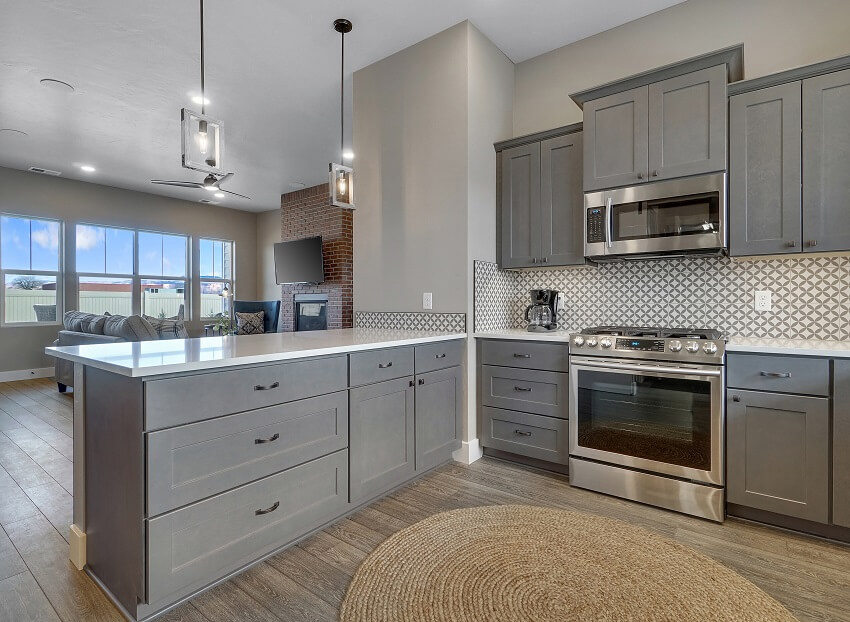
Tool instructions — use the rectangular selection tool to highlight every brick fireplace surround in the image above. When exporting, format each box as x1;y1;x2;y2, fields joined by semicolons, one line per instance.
279;183;353;332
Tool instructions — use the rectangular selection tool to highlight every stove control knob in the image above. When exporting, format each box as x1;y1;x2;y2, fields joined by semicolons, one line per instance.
572;336;585;347
600;337;612;349
685;341;700;353
703;342;718;355
668;340;683;353
586;337;598;348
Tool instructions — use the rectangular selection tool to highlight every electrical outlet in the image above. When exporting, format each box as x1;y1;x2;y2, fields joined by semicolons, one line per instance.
423;292;433;310
754;290;772;312
557;292;566;312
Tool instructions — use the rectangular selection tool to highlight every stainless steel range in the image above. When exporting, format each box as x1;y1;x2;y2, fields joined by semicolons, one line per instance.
568;326;726;522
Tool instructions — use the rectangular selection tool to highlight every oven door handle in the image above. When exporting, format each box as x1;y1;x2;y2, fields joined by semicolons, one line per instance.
572;360;722;378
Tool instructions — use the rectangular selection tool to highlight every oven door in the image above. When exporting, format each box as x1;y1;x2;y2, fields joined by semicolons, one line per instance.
569;356;724;485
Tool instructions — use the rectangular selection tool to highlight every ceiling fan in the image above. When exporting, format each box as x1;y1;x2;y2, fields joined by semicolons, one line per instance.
151;172;250;199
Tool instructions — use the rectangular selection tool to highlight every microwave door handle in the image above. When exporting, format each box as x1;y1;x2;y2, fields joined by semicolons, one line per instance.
605;197;613;248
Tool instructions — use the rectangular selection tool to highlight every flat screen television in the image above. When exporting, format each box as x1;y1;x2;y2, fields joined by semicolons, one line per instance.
274;236;325;284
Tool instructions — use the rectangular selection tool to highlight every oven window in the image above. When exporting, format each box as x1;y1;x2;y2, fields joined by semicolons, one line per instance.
611;192;719;241
575;369;712;471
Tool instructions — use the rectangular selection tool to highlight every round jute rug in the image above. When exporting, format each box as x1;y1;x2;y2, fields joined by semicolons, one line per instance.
339;505;798;622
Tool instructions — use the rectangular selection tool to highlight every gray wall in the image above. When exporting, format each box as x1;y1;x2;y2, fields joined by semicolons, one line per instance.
514;0;850;135
0;166;258;373
256;208;281;301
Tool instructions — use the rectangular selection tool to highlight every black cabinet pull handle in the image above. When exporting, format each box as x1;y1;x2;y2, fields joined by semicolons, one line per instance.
409;380;415;387
514;429;532;437
732;395;741;402
759;371;791;378
255;433;280;445
255;501;280;516
514;386;532;392
254;382;280;391
418;378;425;385
787;240;797;248
435;353;446;359
513;353;531;359
378;362;393;369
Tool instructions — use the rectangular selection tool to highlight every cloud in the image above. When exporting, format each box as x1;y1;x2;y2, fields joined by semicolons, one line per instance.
76;225;104;251
32;222;60;251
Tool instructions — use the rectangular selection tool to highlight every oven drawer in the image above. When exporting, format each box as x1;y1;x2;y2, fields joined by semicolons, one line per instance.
350;346;414;387
480;339;569;372
481;365;568;419
727;354;829;396
481;407;568;464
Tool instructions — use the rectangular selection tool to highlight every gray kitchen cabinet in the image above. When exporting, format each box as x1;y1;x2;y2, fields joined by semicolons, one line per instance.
500;143;541;267
803;68;850;252
648;65;727;180
583;87;649;192
727;389;830;524
729;82;803;256
415;366;462;472
349;376;415;504
833;360;850;528
541;132;585;265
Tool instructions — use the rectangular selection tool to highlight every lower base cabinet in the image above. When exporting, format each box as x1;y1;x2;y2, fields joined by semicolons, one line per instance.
415;366;463;472
481;406;569;464
833;360;850;528
727;389;830;523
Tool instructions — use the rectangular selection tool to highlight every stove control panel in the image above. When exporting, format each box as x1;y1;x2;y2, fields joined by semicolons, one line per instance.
615;338;665;352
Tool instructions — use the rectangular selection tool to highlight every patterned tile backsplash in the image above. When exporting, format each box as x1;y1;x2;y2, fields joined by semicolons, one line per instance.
355;311;467;333
474;256;850;340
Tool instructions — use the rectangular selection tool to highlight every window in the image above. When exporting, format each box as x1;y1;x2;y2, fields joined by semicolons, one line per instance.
138;232;187;318
1;215;62;324
199;238;234;318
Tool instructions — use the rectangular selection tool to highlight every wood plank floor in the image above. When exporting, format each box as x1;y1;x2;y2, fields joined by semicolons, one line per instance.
1;377;848;622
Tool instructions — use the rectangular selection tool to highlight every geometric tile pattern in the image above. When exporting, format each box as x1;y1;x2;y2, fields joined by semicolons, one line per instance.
475;255;849;340
355;311;467;333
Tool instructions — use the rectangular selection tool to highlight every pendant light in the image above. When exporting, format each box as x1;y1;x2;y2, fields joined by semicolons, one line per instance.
329;18;354;209
181;0;224;175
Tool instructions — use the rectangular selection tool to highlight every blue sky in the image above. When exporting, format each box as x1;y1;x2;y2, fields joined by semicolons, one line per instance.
1;216;60;272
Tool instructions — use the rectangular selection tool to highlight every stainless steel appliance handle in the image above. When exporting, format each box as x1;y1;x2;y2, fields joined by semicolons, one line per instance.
605;197;613;249
759;371;791;378
572;359;722;378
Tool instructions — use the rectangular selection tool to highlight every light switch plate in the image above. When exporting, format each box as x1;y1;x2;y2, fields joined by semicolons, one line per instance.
423;292;433;310
754;290;772;312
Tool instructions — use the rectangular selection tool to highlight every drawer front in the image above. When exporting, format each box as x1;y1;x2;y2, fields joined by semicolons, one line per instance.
147;450;348;605
144;355;348;430
415;339;465;374
147;391;349;516
480;339;569;372
481;365;568;419
350;346;414;387
727;354;829;396
481;407;568;464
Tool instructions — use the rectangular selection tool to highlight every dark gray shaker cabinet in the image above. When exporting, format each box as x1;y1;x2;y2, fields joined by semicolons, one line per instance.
729;82;803;256
415;366;463;472
833;360;850;528
500;143;541;267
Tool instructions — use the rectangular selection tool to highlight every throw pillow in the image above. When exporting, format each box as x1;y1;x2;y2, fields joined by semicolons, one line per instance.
103;314;160;341
236;310;265;335
144;314;190;340
63;310;106;335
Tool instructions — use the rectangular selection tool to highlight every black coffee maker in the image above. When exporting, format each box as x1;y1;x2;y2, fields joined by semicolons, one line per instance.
525;289;559;332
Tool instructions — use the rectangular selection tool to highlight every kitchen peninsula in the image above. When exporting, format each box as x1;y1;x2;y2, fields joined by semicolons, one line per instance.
46;328;465;621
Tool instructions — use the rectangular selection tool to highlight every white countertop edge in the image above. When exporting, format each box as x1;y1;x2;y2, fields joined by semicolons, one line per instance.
45;331;466;378
725;341;850;358
472;330;574;342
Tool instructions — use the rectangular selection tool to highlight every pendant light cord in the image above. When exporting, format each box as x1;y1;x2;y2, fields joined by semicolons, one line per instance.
340;28;344;158
200;0;206;115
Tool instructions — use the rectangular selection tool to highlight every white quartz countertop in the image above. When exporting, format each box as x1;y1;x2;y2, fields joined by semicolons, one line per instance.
45;328;466;378
473;329;577;343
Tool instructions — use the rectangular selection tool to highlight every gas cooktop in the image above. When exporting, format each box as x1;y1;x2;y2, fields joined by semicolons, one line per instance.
570;325;726;364
580;326;723;340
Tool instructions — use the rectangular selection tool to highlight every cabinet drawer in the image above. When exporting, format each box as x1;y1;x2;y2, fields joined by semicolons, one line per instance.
415;339;464;374
147;391;349;516
481;407;568;464
480;339;568;372
481;365;568;419
727;354;829;396
350;346;414;386
144;356;348;430
146;450;348;606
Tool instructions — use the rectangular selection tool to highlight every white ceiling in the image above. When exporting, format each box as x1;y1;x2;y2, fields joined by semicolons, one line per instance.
0;0;684;212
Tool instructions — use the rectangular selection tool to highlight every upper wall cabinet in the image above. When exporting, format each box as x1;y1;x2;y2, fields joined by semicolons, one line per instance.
573;47;742;193
497;127;584;269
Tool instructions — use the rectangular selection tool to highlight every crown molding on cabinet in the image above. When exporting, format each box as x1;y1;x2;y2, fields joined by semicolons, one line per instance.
493;122;583;153
728;53;850;96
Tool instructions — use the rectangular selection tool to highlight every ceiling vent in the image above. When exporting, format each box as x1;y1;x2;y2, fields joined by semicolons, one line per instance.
28;166;62;176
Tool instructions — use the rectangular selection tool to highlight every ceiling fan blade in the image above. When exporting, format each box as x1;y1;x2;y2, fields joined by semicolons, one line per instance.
151;180;204;188
221;189;252;200
217;172;234;186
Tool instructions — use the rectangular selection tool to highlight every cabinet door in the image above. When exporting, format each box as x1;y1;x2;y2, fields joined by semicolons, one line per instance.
349;377;415;504
648;65;728;180
415;366;462;472
833;360;850;528
541;132;585;266
500;143;541;268
803;68;850;252
727;390;829;523
729;82;802;256
583;86;649;192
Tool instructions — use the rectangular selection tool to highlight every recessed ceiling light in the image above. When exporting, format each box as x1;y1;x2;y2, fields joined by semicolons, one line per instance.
342;150;354;160
79;164;96;173
0;128;29;137
191;95;210;105
40;78;75;93
214;192;225;199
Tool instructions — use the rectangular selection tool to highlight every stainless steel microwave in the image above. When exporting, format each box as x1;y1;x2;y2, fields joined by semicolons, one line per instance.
584;173;727;260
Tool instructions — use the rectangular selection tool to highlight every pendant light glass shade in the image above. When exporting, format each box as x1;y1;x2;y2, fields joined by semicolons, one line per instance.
329;162;354;209
182;108;224;174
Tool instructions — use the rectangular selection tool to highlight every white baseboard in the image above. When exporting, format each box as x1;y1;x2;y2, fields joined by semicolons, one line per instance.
0;367;54;383
453;438;484;465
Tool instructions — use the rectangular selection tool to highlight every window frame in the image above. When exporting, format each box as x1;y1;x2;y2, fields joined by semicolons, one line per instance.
75;223;136;318
199;237;235;320
0;213;64;328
